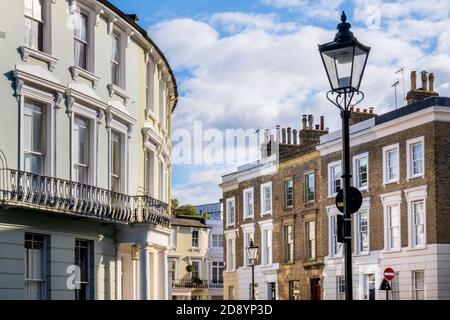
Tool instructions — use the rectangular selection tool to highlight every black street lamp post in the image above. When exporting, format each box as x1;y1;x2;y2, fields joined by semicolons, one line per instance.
318;11;370;301
246;239;259;300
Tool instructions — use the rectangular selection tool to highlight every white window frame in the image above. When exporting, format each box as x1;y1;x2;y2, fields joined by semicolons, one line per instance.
283;224;294;263
170;227;177;249
404;185;427;250
353;152;369;191
327;206;343;258
336;276;345;300
381;191;402;253
354;208;370;255
145;57;156;119
328;160;342;197
224;230;237;272
243;187;254;219
226;197;236;227
258;219;273;266
24;233;47;300
241;223;255;268
260;182;272;216
19;86;56;176
211;261;224;284
212;234;223;248
383;143;400;185
191;229;199;248
71;104;97;185
72;2;96;72
108;119;128;193
412;270;425;300
22;0;56;71
406;136;425;180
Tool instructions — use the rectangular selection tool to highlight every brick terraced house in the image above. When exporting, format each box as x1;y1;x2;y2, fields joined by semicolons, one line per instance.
221;71;450;300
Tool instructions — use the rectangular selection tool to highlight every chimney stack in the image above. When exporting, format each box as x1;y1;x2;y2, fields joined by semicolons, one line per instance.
406;70;439;105
308;114;313;130
320;116;325;130
302;115;307;129
421;71;428;90
411;71;417;90
429;73;435;92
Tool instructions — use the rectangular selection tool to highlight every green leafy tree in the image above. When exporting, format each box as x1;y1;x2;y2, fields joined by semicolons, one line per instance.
177;204;197;216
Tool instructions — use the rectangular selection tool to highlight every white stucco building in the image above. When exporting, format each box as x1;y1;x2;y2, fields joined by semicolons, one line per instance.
0;0;177;299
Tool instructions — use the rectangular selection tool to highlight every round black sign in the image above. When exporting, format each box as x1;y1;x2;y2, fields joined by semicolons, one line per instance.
335;187;363;214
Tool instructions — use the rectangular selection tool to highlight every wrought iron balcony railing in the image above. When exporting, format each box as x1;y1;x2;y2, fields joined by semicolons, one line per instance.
0;168;169;226
171;279;224;289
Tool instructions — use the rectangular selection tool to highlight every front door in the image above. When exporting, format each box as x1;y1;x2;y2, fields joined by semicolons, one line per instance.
364;274;376;300
310;278;321;300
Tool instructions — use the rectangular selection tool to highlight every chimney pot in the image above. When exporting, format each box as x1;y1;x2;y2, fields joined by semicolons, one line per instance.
429;73;435;92
315;124;320;130
369;107;374;114
281;128;286;144
287;127;292;144
276;125;280;143
363;108;367;113
411;71;417;90
356;108;360;112
302;115;308;129
320;116;325;130
421;71;428;91
293;129;298;144
308;114;313;129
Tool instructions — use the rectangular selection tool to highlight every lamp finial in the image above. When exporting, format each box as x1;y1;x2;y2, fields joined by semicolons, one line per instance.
341;11;347;23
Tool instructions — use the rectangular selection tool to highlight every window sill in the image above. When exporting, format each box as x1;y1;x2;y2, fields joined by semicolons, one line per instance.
70;66;100;88
328;254;343;260
381;249;402;254
353;251;370;257
261;211;272;216
406;245;427;252
383;180;400;186
20;46;58;71
244;216;254;220
406;174;424;182
108;83;130;105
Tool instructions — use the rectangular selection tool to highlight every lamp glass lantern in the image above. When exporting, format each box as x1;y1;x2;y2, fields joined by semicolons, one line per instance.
318;12;370;94
246;239;259;266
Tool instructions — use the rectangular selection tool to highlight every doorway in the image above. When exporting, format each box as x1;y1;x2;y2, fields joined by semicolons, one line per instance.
310;278;321;300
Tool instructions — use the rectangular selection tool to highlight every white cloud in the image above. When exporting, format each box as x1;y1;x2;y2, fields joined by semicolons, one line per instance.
261;0;344;21
149;4;450;204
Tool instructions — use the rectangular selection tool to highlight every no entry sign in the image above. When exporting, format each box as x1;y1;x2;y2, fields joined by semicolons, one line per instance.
383;267;395;281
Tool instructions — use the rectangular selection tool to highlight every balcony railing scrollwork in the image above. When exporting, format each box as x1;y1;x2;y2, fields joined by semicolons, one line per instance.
0;168;169;226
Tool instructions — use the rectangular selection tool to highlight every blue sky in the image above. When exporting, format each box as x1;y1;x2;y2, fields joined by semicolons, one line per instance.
109;0;450;205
